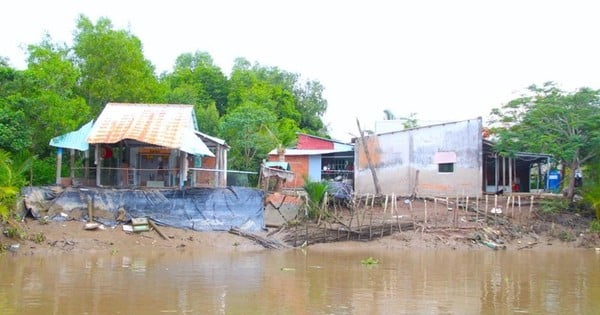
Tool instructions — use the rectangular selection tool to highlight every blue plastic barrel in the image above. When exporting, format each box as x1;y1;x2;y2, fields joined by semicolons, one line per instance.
547;170;561;193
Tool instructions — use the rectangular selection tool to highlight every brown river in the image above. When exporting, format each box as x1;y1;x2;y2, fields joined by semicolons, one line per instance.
1;247;598;314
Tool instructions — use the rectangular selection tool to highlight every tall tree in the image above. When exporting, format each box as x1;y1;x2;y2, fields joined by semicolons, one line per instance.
73;15;163;115
163;51;229;114
489;82;600;201
219;103;278;171
0;59;32;153
294;79;328;135
21;37;89;156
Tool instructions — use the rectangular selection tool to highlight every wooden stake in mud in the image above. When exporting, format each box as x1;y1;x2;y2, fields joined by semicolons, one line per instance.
87;197;93;223
475;196;480;223
495;194;499;226
433;198;438;228
454;195;459;227
424;199;428;225
518;195;522;224
529;195;535;219
383;194;389;215
485;195;489;223
446;197;450;226
465;196;470;223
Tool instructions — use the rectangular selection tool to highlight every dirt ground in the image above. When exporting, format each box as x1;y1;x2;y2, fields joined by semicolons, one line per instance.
2;194;599;257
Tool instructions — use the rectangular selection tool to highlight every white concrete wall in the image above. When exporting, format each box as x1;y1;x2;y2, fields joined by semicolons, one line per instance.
355;118;483;197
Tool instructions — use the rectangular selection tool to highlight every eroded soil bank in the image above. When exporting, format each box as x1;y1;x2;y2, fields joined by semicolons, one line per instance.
2;196;599;256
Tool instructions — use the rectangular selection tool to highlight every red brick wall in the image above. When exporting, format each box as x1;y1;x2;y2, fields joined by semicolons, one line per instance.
297;134;333;150
195;156;217;186
268;155;309;188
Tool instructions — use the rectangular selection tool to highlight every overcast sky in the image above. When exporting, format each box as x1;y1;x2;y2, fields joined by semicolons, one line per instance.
3;0;600;142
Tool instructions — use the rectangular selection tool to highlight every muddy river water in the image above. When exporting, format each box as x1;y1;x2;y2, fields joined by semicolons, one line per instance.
1;247;598;314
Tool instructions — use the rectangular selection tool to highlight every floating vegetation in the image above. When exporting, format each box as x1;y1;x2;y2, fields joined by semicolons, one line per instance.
361;257;379;266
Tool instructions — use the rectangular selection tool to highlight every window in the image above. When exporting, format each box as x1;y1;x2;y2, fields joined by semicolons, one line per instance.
434;151;456;173
438;163;454;173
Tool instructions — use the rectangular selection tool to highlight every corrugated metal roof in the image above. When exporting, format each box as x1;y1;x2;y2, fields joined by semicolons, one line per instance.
87;103;213;156
268;148;353;156
49;120;94;151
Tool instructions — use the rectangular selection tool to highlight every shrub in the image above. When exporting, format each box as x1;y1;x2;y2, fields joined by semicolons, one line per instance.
302;177;330;220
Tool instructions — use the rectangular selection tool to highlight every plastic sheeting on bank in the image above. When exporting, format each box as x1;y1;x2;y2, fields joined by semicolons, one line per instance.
21;186;265;232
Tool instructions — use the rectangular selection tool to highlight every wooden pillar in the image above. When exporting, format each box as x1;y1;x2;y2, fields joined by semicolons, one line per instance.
179;151;187;189
95;144;101;187
69;149;75;180
84;149;90;183
494;154;499;192
508;157;513;195
55;148;62;185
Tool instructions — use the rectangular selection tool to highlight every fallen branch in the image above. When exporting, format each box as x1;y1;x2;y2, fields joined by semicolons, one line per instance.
148;218;169;241
517;242;538;250
229;227;289;249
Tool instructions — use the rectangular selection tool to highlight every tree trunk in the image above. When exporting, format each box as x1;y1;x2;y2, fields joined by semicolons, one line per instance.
566;161;578;202
356;118;381;195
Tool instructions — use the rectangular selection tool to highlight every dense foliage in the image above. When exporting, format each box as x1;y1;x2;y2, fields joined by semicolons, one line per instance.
0;15;330;194
489;82;600;202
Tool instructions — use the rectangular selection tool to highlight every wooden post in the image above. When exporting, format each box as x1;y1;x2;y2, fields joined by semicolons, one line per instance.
424;199;428;225
529;195;534;218
383;194;389;215
465;196;469;221
518;195;522;223
69;149;75;180
454;195;459;227
434;198;438;228
87;197;93;223
475;196;480;223
485;195;489;223
95;144;101;187
55;148;63;185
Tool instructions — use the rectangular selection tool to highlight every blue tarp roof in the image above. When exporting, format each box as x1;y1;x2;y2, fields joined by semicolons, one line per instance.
49;120;94;151
264;161;291;171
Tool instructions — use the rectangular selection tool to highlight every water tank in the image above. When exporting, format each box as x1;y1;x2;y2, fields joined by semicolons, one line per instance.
547;170;561;193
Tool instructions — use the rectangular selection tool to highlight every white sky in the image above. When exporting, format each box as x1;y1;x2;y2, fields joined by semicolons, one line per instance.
3;0;600;142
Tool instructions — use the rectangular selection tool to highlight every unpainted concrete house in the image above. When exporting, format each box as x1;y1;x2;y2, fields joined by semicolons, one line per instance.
354;117;552;197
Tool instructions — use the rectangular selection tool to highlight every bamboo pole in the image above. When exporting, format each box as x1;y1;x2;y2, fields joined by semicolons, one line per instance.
475;196;480;223
383;194;389;215
424;199;428;225
434;198;438;228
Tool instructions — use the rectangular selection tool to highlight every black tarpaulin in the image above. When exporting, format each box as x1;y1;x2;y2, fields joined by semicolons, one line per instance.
21;186;265;232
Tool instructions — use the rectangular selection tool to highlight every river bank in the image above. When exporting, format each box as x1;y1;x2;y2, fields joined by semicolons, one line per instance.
2;203;598;257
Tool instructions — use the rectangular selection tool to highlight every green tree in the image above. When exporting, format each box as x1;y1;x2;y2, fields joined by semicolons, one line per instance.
20;36;90;157
196;101;220;136
163;51;229;112
219;103;277;171
0;107;31;153
294;79;328;135
0;60;32;153
489;82;600;201
73;15;163;115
